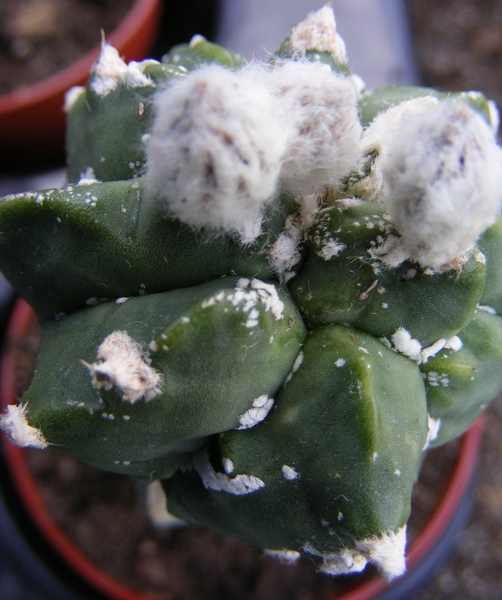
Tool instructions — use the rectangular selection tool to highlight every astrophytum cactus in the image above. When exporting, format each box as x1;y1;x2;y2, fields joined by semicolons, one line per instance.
2;5;502;581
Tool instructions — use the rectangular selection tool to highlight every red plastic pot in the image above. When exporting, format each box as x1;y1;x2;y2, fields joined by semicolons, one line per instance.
0;0;162;171
0;298;485;600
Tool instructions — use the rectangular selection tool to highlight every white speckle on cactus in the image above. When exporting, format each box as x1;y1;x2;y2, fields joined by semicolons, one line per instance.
303;543;367;576
238;395;274;429
193;448;265;495
263;60;362;196
335;358;346;367
116;297;130;304
288;5;348;64
244;308;260;329
318;238;346;260
426;372;450;388
390;327;422;362
64;85;84;112
234;278;285;321
0;404;48;449
477;305;497;315
285;350;304;384
189;34;206;48
84;331;163;404
423;415;442;450
379;101;502;269
282;465;299;481
420;339;447;363
264;549;301;563
77;167;99;186
444;335;463;351
91;42;155;97
222;458;234;475
146;480;184;528
268;215;303;280
355;526;407;581
123;415;130;421
146;65;287;243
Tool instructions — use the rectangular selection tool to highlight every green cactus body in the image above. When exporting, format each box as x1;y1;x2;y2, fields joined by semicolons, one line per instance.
66;60;188;183
0;179;296;319
162;37;247;71
421;309;502;446
2;5;502;581
359;86;497;128
289;201;486;347
165;324;427;578
21;277;305;478
477;216;502;313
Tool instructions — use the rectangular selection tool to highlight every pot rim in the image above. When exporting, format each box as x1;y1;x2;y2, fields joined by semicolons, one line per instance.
0;0;162;114
0;298;485;600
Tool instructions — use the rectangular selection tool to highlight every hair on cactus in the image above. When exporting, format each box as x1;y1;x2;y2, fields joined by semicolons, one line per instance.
91;40;155;97
85;331;163;404
263;60;363;196
287;5;348;64
0;404;48;449
378;101;502;269
146;64;288;243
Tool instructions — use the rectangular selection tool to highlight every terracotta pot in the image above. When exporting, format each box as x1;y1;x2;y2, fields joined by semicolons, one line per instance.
0;298;485;600
0;0;162;171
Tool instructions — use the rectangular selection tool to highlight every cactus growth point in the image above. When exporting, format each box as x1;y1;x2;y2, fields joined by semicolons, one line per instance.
2;4;502;580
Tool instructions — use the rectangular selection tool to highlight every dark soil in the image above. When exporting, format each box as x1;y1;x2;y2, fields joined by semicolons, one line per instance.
23;434;462;600
0;0;135;94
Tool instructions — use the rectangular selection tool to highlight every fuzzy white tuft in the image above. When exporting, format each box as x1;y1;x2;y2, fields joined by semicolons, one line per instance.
146;65;287;242
193;448;265;495
64;85;85;112
302;543;367;575
0;404;47;449
85;331;163;403
265;549;301;563
390;327;422;362
423;415;442;450
288;5;348;63
379;101;502;269
146;480;185;528
237;395;275;429
91;42;155;97
268;215;303;280
355;526;407;580
260;60;362;196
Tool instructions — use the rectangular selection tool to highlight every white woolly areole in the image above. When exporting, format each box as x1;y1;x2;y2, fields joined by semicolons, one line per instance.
302;543;367;575
91;42;154;96
237;395;274;429
193;448;265;495
423;415;442;450
0;404;47;449
288;5;348;63
282;465;299;481
379;101;502;269
85;331;162;403
64;85;85;112
390;327;422;362
355;526;407;581
268;215;303;280
265;549;301;563
445;335;463;351
146;65;287;243
257;60;362;196
234;278;285;321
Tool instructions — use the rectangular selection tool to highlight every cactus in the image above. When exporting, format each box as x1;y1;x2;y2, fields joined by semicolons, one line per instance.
2;4;502;582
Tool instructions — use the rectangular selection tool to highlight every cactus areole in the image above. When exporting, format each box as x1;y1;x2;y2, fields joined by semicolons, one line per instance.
2;5;502;582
